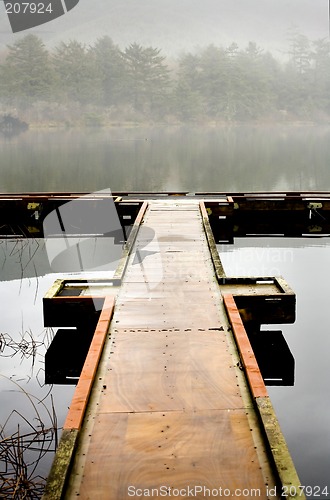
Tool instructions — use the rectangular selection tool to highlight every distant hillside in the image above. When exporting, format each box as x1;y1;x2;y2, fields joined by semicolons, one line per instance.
0;0;327;56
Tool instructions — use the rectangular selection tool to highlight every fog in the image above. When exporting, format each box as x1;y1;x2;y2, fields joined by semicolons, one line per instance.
0;0;328;56
1;1;330;496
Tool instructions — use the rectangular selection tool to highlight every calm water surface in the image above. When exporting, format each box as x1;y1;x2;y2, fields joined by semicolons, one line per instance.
220;238;330;494
1;124;330;192
0;125;330;495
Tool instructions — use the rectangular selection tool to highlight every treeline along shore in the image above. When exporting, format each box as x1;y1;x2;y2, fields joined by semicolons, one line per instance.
1;32;330;126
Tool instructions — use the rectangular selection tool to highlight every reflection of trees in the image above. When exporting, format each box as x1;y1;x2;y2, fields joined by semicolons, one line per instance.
1;125;330;192
0;114;28;138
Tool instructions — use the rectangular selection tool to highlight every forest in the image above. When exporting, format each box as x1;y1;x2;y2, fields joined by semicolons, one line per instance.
1;32;330;125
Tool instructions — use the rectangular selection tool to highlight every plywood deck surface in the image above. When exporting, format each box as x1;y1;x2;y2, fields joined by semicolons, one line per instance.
65;201;279;499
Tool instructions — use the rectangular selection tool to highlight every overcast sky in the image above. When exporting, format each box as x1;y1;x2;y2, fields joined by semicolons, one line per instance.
0;0;328;56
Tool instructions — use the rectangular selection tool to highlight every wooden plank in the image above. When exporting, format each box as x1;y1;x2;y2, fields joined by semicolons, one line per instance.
63;296;115;430
112;277;221;328
43;429;79;500
205;197;330;212
222;283;280;295
113;201;148;281
111;312;220;329
43;278;65;299
98;330;243;413
200;201;226;280
74;410;271;500
222;294;268;399
256;397;306;500
125;266;211;281
115;287;219;302
61;200;294;499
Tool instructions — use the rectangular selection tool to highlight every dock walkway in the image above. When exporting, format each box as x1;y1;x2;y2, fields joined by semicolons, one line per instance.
45;199;303;499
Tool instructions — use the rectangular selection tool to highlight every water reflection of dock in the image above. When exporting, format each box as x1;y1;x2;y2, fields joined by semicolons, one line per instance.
41;197;309;500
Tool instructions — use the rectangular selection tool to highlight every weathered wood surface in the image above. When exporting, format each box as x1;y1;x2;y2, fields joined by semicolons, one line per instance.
64;200;279;499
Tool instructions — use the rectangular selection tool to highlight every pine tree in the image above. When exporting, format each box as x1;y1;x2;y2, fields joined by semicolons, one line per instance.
90;36;126;107
311;38;330;114
52;40;101;105
122;43;171;118
0;34;53;105
283;31;314;117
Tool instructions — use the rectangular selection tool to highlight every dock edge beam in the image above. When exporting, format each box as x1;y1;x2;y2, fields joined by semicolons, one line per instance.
42;296;115;500
199;200;226;280
113;201;148;281
223;293;306;500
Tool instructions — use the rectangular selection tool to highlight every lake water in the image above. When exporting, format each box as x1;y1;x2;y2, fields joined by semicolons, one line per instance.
219;238;330;495
0;125;330;497
1;124;330;193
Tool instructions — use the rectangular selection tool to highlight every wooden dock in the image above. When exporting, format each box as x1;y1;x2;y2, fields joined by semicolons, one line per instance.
43;199;305;500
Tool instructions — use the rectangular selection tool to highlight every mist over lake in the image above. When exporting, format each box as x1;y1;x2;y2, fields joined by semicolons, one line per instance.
1;124;330;193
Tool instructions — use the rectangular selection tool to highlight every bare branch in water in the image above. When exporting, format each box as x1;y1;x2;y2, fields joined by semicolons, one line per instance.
0;378;59;499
